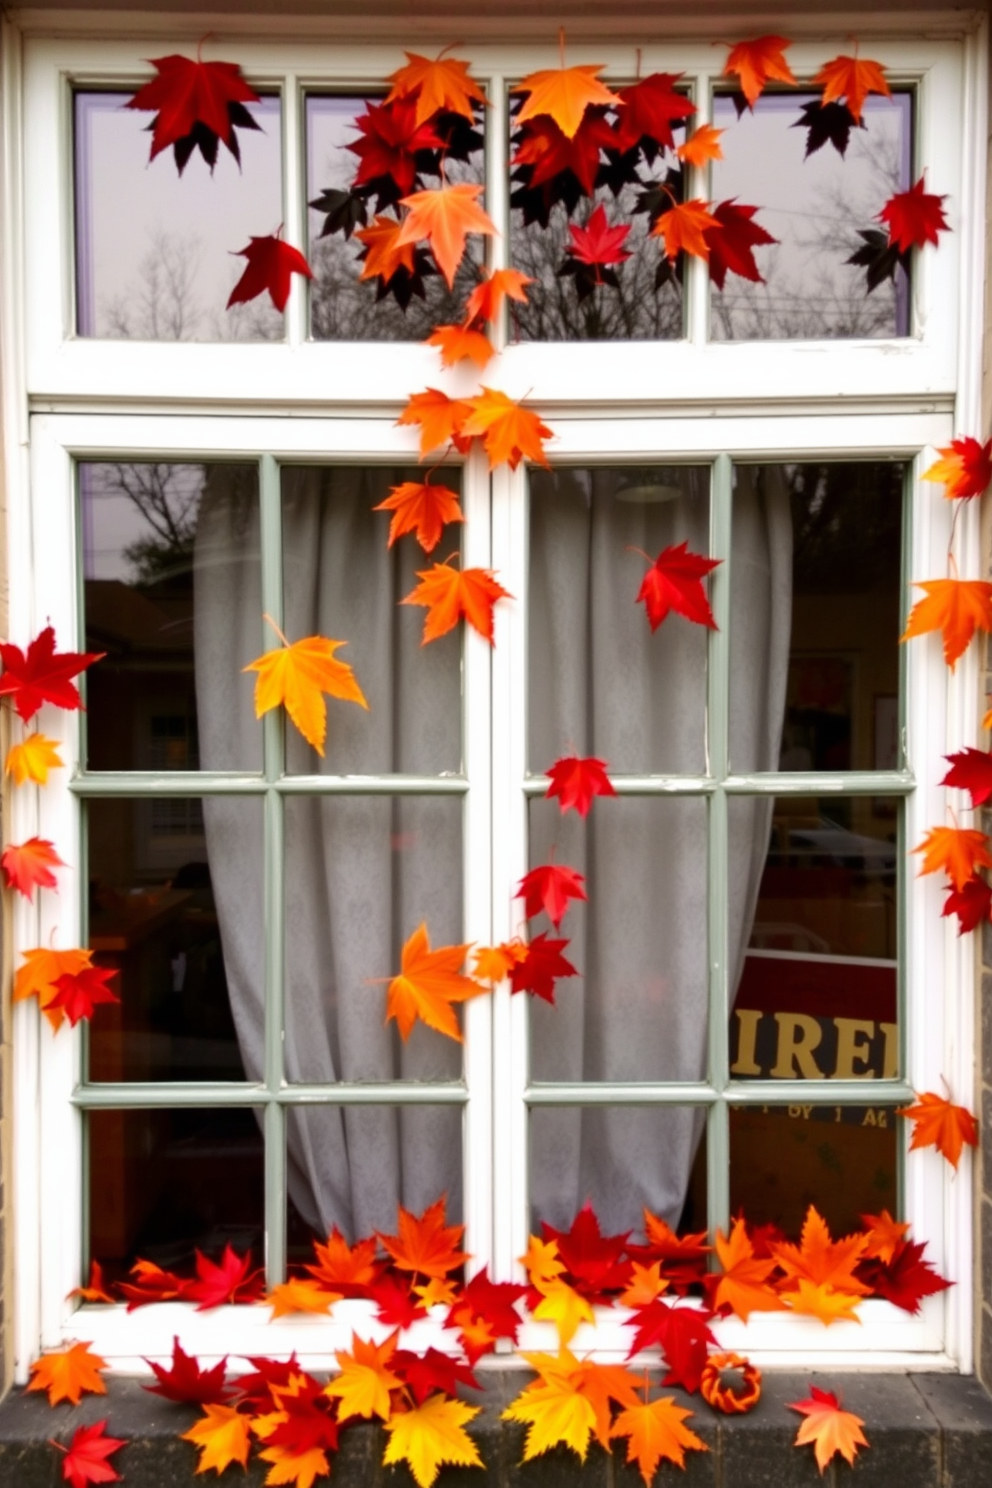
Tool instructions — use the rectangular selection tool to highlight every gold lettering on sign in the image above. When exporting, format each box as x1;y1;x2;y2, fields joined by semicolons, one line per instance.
880;1022;898;1080
832;1018;875;1079
770;1013;825;1079
731;1009;763;1075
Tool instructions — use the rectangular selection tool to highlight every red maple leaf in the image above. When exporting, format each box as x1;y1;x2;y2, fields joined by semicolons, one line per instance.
856;1238;951;1314
624;1297;717;1392
566;205;632;271
234;1353;302;1412
612;72;695;153
512;112;618;197
704;200;777;288
636;543;720;632
923;437;992;499
393;1347;480;1403
182;1246;264;1310
145;1336;231;1404
369;1273;428;1329
509;932;579;1005
262;1371;339;1457
55;1419;125;1488
448;1266;527;1343
348;98;445;194
542;1204;632;1300
940;747;992;806
942;875;992;933
628;1213;712;1294
48;965;119;1026
515;863;587;928
1;837;66;900
0;626;102;723
226;235;312;312
879;175;950;253
545;754;617;816
125;54;262;172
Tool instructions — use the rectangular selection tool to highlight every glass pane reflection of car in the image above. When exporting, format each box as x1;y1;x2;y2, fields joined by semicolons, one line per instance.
774;817;896;875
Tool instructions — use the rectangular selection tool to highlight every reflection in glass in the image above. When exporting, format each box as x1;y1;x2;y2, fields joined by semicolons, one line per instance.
86;798;259;1082
528;465;709;774
710;93;911;340
87;1107;263;1281
82;461;262;772
730;1103;897;1238
281;466;462;775
730;462;904;774
75;92;283;341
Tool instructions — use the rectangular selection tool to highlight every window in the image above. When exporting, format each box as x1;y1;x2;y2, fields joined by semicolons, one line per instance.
9;22;983;1376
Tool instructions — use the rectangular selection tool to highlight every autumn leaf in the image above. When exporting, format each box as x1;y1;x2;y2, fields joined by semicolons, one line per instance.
509;932;579;1004
464;268;533;326
472;941;527;982
612;73;695;154
793;100;861;159
678;123;725;166
902;578;992;669
117;1258;185;1309
912;825;992;892
563;205;632;287
813;53;891;124
126;53;261;171
502;1353;598;1461
610;1395;708;1482
67;1260;114;1305
253;1372;338;1488
897;1090;979;1169
182;1403;252;1476
789;1386;869;1472
859;1210;911;1264
379;1194;469;1277
374;481;464;553
618;1260;669;1308
183;1245;264;1309
633;1210;711;1293
624;1300;717;1392
27;1342;107;1406
545;754;616;816
521;1234;566;1287
386;52;486;126
384;922;486;1042
461;389;553;471
2;836;66;900
369;1273;427;1329
652;199;719;262
516;863;587;928
513;113;618;197
426;324;495;368
780;1278;863;1325
414;1276;459;1309
145;1336;231;1405
769;1206;871;1297
923;437;992;499
347;99;445;196
355;214;419;285
0;626;102;723
444;1266;527;1358
397;389;473;456
856;1238;952;1314
635;542;720;632
941;747;992;807
401;560;513;645
722;35;796;107
395;182;496;288
531;1276;595;1342
5;732;63;785
393;1346;480;1403
49;965;120;1027
244;617;368;756
267;1278;341;1318
942;875;992;933
383;1394;482;1488
511;63;622;139
705;200;777;288
306;1229;380;1295
880;175;950;253
707;1218;784;1321
541;1204;630;1299
227;234;312;312
54;1420;125;1488
324;1331;402;1421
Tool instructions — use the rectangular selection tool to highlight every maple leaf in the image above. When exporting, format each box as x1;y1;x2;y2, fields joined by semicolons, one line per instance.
678;123;724;166
267;1278;341;1318
397;389;473;457
472;941;527;982
305;1228;379;1295
67;1260;114;1305
425;324;495;369
912;825;992;892
395;183;496;288
230;1353;302;1413
48;965;119;1027
509;931;579;1004
502;1356;598;1461
374;481;464;553
386;52;486;126
612;72;695;154
27;1342;107;1405
1;836;65;900
512;63;622;139
513;112;619;198
144;1337;230;1405
5;732;63;785
847;227;908;293
461;389;553;471
705;200;777;288
769;1206;872;1297
244;619;368;757
897;1090;979;1169
444;1266;527;1359
309;186;368;240
369;1273;427;1328
722;35;795;107
183;1245;264;1309
633;1210;711;1292
541;1204;630;1298
516;863;587;928
635;542;720;632
942;746;992;807
859;1210;911;1265
401;560;513;646
902;579;992;669
183;1403;252;1476
126;54;261;172
384;922;487;1041
789;1386;869;1472
55;1420;125;1488
464;268;533;326
610;1395;708;1482
545;754;616;816
627;1299;717;1391
781;1278;864;1325
707;1218;784;1321
393;1348;479;1404
942;875;992;933
414;1276;459;1309
618;1261;669;1308
521;1234;566;1286
857;1238;952;1313
355;214;419;285
117;1258;184;1310
383;1395;482;1488
793;99;861;159
324;1331;402;1421
880;175;950;254
227;235;312;313
347;99;444;196
379;1194;469;1277
923;437;992;499
531;1277;595;1343
565;204;632;281
253;1373;339;1488
653;199;719;262
813;53;891;124
0;626;102;723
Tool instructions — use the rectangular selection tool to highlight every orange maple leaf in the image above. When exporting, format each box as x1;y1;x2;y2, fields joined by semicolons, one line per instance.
769;1206;871;1296
464;268;533;326
789;1386;869;1472
652;199;719;263
461;389;553;470
5;731;63;786
860;1210;911;1264
1;836;66;900
384;922;487;1041
243;616;368;757
379;1195;469;1277
426;324;495;369
511;64;622;139
902;578;992;669
813;53;891;124
923;439;992;500
266;1277;341;1318
395;183;496;288
67;1259;115;1305
182;1403;252;1476
912;825;992;892
618;1261;669;1308
781;1279;864;1326
397;389;473;457
306;1228;380;1292
610;1395;708;1482
374;481;464;553
677;124;725;166
386;51;486;126
710;1218;785;1321
897;1090;979;1169
401;560;513;645
472;941;527;982
27;1341;107;1405
722;35;796;107
356;214;418;285
324;1331;403;1421
14;946;93;1032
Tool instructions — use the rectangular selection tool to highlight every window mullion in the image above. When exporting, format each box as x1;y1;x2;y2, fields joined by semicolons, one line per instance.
685;71;712;348
484;71;509;352
283;74;306;349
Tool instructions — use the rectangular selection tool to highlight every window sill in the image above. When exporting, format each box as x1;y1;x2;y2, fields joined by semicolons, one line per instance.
0;1370;990;1487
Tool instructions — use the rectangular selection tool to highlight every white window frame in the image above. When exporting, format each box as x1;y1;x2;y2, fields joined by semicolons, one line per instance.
2;13;986;1378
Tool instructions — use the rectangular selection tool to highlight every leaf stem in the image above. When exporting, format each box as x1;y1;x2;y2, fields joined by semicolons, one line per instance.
262;613;290;648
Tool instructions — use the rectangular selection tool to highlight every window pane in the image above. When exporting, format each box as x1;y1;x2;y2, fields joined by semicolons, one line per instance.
284;794;464;1084
87;1107;263;1282
306;95;484;339
730;1102;898;1237
75;91;283;341
86;797;261;1083
281;465;462;775
528;465;709;775
528;796;708;1085
82;460;262;772
530;1106;707;1236
710;92;911;340
286;1105;463;1255
729;462;904;774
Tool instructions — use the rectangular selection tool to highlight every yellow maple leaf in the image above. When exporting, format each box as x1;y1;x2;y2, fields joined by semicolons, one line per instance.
5;732;63;785
266;1277;341;1318
780;1279;864;1326
610;1395;708;1482
382;1394;482;1488
14;946;93;1032
414;1276;459;1308
520;1234;565;1286
531;1276;595;1344
243;616;368;757
324;1331;402;1422
182;1404;252;1476
26;1341;107;1405
503;1366;598;1462
384;922;487;1042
